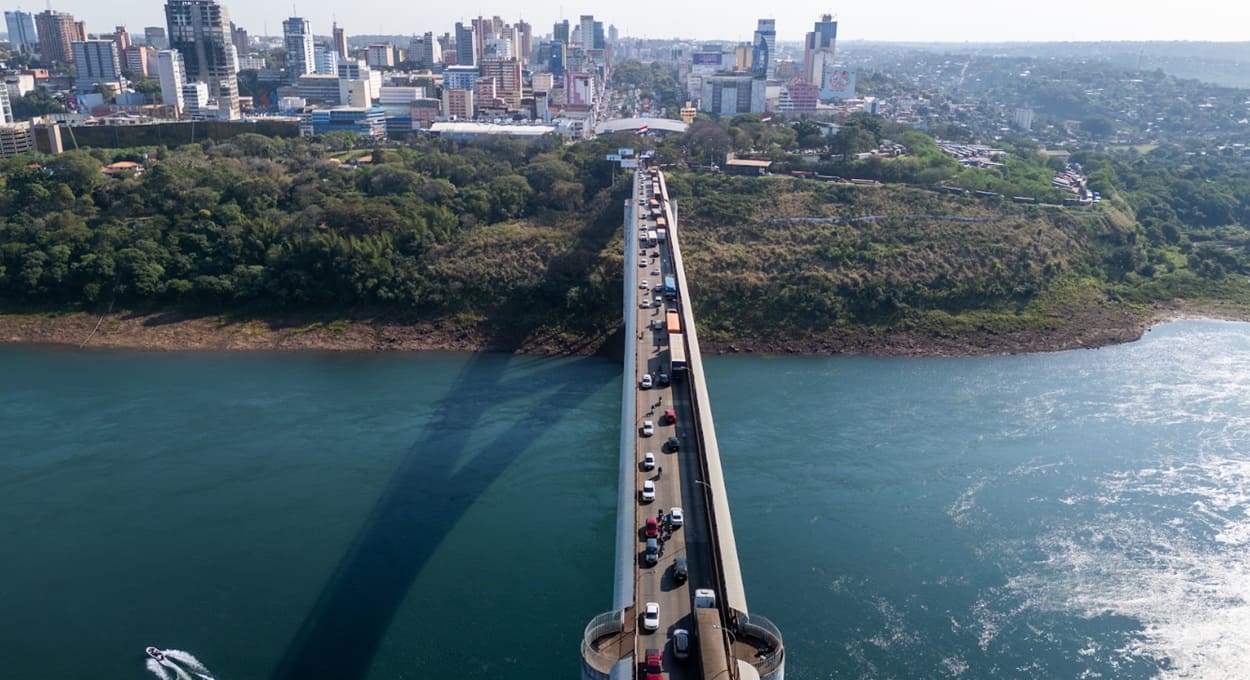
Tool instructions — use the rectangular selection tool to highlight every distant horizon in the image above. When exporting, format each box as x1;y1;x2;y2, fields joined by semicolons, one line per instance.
9;1;1250;46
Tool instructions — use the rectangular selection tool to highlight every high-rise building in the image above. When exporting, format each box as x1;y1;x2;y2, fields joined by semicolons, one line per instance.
229;22;248;56
552;20;569;45
579;15;595;51
364;43;394;68
454;22;475;67
332;22;347;59
548;40;566;77
35;10;79;63
480;57;521;109
515;20;532;65
124;45;156;77
314;44;339;75
157;49;186;115
701;73;766;114
442;65;479;91
751;19;776;80
5;11;38;55
592;21;605;50
802;14;837;87
113;26;131;52
282;17;314;82
165;0;237;103
608;24;618;45
182;80;209;118
72;40;123;91
145;26;169;49
409;32;441;67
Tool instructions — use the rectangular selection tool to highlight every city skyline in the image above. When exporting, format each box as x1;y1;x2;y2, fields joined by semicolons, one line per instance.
10;0;1250;45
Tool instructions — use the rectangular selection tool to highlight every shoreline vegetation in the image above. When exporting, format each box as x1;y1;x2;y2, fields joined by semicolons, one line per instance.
1;302;1244;358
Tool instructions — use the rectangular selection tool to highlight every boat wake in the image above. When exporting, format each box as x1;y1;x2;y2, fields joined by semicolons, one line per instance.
145;648;216;680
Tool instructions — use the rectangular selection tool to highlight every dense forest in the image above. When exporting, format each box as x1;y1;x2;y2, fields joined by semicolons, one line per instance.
3;114;1250;352
0;134;635;345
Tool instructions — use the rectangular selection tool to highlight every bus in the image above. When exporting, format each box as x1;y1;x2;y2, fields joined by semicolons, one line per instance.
669;333;688;375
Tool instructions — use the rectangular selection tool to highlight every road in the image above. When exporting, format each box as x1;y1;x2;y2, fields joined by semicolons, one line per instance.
630;172;712;679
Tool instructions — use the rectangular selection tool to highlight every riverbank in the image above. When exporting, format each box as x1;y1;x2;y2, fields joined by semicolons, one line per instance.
2;302;1244;357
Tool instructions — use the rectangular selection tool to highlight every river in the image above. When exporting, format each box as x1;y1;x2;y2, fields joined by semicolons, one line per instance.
1;319;1248;678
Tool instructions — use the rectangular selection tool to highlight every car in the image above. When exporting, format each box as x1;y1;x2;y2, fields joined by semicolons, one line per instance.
639;260;648;268
672;557;688;583
639;249;647;257
669;507;684;527
643;602;660;631
652;319;664;331
641;480;655;502
642;420;654;437
673;629;691;660
645;516;659;538
642;452;656;470
662;409;676;425
651;268;660;276
645;537;659;564
644;648;663;680
640;299;651;309
657;372;670;386
640;374;653;389
640;280;649;289
664;436;679;452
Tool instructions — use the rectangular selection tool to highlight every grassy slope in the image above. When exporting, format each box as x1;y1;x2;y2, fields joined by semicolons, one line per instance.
670;173;1250;352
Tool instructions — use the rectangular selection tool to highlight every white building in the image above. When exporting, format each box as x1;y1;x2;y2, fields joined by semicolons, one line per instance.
157;49;187;116
282;16;315;82
182;81;209;118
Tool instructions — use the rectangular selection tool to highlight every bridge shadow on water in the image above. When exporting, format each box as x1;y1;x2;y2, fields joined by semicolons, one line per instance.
272;352;613;679
272;185;629;679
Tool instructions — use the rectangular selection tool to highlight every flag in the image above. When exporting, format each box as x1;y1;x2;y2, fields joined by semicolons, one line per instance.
636;124;649;135
760;115;773;123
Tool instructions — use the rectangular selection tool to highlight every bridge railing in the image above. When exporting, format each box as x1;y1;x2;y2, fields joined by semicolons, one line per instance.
659;169;740;680
580;608;626;676
738;612;785;673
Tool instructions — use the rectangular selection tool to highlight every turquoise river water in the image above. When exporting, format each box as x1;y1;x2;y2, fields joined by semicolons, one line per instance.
2;319;1249;679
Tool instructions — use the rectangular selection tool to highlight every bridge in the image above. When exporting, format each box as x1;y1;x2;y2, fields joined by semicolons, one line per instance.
581;169;784;680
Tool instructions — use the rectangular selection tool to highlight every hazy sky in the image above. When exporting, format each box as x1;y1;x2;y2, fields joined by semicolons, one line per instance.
36;0;1250;44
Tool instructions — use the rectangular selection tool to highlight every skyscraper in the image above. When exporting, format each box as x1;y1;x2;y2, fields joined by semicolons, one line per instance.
579;15;595;51
332;22;347;59
751;19;776;80
515;20;532;65
4;11;38;54
803;14;837;87
454;22;475;67
35;10;79;63
145;26;169;49
158;49;188;113
552;19;569;46
282;17;314;82
71;40;123;90
165;0;237;113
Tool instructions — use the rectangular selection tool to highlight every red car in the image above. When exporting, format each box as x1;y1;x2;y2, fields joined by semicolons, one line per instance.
644;648;663;680
662;409;676;425
644;516;659;538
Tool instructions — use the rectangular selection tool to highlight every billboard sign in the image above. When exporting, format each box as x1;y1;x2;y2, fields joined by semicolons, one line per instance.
620;158;639;168
692;52;723;66
822;68;857;100
618;147;635;157
605;154;622;161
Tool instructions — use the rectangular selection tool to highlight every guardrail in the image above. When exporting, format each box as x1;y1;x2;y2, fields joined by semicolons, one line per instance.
738;612;785;673
659;169;740;680
580;608;626;675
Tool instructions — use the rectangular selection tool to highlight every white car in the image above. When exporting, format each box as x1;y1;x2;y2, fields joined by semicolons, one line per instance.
641;480;656;502
643;602;660;631
669;507;684;527
640;374;653;389
651;268;660;276
642;420;654;437
640;299;651;309
639;260;648;268
640;280;649;289
642;452;656;470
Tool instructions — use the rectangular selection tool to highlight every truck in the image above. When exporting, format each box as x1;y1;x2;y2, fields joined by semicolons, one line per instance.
665;310;681;336
657;228;667;243
669;334;688;375
694;588;716;608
